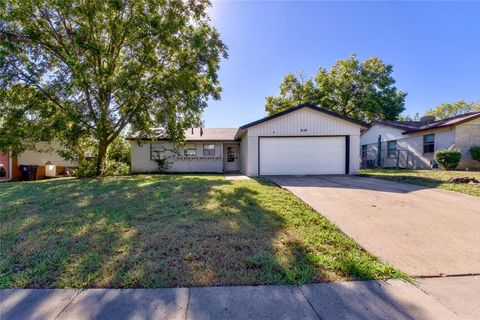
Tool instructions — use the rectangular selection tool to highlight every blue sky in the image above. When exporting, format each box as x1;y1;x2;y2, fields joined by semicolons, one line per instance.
202;1;480;127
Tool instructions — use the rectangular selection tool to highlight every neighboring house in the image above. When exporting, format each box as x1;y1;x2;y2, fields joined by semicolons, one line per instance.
0;142;78;181
129;104;366;176
360;112;480;170
0;151;16;182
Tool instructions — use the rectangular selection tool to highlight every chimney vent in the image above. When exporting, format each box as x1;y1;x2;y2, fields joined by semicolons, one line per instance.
200;127;203;136
420;115;436;125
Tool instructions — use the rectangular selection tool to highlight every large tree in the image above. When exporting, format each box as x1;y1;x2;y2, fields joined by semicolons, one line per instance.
426;100;480;119
265;54;406;122
0;0;227;175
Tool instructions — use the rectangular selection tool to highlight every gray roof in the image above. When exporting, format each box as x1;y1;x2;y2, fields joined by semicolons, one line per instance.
129;128;239;141
403;111;480;134
182;128;238;141
372;120;424;131
370;111;480;134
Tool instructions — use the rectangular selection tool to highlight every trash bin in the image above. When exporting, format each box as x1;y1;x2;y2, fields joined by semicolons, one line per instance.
20;165;38;181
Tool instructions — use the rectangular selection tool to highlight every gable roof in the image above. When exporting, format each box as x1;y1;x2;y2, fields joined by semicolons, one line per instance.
238;103;368;131
128;128;238;141
403;111;480;134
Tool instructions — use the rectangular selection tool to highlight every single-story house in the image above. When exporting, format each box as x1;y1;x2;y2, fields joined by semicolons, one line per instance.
0;151;16;182
360;112;480;170
128;103;367;176
0;142;78;181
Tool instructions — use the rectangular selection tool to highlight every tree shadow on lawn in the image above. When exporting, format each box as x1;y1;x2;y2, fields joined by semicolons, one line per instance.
360;173;480;196
0;174;399;291
359;174;444;188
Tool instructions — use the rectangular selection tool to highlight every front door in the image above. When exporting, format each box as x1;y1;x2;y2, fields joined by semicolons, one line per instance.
224;144;239;172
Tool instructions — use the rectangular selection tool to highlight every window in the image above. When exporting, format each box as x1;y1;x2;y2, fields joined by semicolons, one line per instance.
387;140;397;157
361;145;367;159
423;134;435;153
226;146;236;162
184;144;196;156
203;144;215;156
150;143;165;160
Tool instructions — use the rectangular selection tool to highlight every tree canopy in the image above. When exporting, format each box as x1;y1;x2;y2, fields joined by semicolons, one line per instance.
426;100;480;119
265;54;406;122
0;0;227;175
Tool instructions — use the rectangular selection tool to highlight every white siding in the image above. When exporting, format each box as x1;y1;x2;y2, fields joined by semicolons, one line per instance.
360;124;405;169
361;124;461;170
248;108;360;137
18;142;77;167
360;124;405;146
244;108;363;176
455;117;480;169
350;134;361;173
239;133;248;175
130;141;225;173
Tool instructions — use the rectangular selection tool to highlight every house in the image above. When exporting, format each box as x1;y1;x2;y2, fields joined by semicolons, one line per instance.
0;151;16;182
360;112;480;170
0;142;78;181
129;104;367;176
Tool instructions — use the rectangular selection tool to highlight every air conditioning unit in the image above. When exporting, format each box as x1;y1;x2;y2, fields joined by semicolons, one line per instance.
84;151;95;159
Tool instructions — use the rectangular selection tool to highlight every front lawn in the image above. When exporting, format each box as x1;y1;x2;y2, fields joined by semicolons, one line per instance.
0;174;403;288
360;169;480;197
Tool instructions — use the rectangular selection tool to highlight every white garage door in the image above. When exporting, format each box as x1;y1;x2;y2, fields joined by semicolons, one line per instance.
259;137;346;175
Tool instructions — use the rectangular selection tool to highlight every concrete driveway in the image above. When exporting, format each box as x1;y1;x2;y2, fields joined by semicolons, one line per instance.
268;175;480;277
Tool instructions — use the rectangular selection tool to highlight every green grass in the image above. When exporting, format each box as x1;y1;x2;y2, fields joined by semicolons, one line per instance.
360;169;480;197
0;174;404;288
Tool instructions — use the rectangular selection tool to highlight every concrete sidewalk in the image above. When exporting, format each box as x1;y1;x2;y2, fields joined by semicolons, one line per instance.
1;276;478;320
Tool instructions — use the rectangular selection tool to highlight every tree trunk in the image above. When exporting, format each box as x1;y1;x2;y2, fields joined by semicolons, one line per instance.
96;142;107;176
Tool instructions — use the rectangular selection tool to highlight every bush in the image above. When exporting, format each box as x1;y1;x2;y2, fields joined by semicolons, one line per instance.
470;146;480;161
105;159;130;176
74;159;97;178
107;137;131;165
154;156;171;172
74;136;131;178
434;147;462;170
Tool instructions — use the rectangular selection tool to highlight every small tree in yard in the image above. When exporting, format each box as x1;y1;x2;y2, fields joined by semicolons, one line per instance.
0;0;227;176
470;146;480;162
434;147;462;170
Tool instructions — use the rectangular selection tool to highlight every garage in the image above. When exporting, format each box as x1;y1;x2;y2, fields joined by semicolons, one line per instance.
259;136;347;175
234;103;366;176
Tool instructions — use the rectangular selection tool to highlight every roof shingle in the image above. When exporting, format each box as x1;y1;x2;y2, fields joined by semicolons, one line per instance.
370;111;480;134
403;112;480;134
129;128;239;141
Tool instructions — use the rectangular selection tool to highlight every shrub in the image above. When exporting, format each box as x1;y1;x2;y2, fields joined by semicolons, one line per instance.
103;136;131;175
154;156;171;172
470;146;480;161
74;159;97;178
434;147;462;170
74;136;131;178
107;137;131;165
105;159;130;176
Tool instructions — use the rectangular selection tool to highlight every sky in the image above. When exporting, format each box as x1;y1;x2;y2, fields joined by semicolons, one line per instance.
201;1;480;127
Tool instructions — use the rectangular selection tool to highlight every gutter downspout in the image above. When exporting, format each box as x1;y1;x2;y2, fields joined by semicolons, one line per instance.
377;135;382;168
